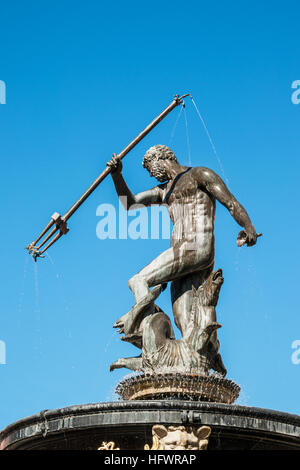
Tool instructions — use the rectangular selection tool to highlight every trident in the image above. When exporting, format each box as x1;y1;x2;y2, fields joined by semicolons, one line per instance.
26;94;191;261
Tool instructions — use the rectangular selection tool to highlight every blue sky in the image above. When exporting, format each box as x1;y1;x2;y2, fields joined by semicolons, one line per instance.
0;1;299;430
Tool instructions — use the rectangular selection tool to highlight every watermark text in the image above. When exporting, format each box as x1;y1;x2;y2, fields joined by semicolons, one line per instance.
96;198;171;241
0;340;6;364
291;340;300;365
291;80;300;105
0;80;6;104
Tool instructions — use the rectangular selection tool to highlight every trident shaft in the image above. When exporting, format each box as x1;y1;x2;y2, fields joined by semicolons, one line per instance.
26;93;191;261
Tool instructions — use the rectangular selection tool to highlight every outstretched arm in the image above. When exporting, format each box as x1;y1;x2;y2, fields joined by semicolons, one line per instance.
196;167;259;246
107;154;162;210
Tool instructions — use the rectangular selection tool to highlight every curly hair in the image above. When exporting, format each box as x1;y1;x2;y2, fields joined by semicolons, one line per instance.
142;145;178;169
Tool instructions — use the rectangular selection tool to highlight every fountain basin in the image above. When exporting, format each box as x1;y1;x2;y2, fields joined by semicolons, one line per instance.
116;372;240;404
1;401;299;450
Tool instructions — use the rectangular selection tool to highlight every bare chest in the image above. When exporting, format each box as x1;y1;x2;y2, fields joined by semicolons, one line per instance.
163;172;214;209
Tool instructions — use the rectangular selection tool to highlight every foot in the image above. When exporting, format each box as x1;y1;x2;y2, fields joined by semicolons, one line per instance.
113;283;166;336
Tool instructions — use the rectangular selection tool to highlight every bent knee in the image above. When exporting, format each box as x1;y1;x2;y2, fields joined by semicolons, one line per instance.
128;275;136;291
128;274;147;290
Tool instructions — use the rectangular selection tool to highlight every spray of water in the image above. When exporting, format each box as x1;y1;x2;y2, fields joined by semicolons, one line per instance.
45;252;71;311
18;254;29;315
46;252;55;266
34;263;40;316
169;105;183;146
33;262;42;353
191;97;229;185
183;106;192;166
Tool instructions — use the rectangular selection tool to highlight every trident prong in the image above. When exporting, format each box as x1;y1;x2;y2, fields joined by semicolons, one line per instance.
26;93;191;260
26;212;69;261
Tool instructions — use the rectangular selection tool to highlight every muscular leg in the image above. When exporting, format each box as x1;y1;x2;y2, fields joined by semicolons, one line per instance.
128;241;214;304
171;269;213;338
117;241;213;339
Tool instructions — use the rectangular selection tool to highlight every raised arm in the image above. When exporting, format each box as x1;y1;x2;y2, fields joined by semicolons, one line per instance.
196;167;259;246
107;154;162;210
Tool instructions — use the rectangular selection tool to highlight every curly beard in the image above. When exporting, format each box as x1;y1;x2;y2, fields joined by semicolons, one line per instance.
150;162;169;182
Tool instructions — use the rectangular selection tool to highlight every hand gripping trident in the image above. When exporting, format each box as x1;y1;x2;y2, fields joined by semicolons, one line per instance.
26;94;192;261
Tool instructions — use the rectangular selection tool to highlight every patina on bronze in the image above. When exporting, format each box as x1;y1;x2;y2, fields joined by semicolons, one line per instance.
108;144;261;400
26;94;190;260
25;95;262;403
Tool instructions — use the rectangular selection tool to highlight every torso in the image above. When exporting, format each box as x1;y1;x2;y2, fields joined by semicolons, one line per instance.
159;168;216;248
